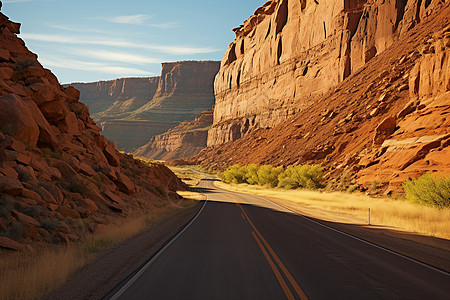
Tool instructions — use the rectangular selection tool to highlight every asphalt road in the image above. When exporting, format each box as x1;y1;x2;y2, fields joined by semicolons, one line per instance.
109;177;450;299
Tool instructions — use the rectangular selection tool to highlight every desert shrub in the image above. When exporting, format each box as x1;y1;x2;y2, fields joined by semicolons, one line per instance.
220;165;248;184
257;165;283;187
403;173;450;208
41;148;62;160
63;180;88;196
347;184;359;193
278;164;323;189
244;164;259;185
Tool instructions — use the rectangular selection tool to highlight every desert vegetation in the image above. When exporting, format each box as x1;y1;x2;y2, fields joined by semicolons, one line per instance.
403;173;450;209
216;181;450;240
0;200;198;300
220;164;323;189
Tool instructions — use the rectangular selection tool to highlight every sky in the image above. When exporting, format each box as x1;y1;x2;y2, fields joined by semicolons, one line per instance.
2;0;266;84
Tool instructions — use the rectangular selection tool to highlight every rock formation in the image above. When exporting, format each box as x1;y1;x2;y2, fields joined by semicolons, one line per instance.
195;0;450;192
208;0;446;146
69;61;220;152
0;4;186;251
135;110;213;160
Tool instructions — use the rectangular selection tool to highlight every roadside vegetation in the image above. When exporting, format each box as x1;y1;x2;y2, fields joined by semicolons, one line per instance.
216;181;450;240
220;164;323;189
0;200;198;300
217;165;450;239
403;173;450;209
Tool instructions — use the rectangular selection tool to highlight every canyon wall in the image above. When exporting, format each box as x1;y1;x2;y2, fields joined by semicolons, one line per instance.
0;3;186;251
69;61;220;152
135;110;213;160
208;0;443;146
196;0;449;192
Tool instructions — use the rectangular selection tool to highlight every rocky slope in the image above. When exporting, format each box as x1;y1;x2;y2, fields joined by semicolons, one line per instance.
135;110;213;160
195;0;450;192
69;61;220;152
0;3;186;251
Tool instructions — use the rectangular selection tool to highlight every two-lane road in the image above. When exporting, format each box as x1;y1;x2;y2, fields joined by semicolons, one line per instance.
110;177;450;299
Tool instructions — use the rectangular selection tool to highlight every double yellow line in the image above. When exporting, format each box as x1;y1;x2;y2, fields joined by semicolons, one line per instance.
233;198;308;300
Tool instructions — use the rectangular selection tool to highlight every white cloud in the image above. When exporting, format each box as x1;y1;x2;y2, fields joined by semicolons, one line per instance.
20;33;219;55
107;14;153;25
3;0;33;2
38;57;153;76
75;49;161;65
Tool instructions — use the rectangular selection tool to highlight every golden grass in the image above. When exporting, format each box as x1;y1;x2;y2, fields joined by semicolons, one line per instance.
215;181;450;240
0;204;189;300
168;166;204;187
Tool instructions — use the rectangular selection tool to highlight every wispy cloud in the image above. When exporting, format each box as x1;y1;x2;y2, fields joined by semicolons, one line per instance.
20;33;219;55
38;57;153;76
49;24;119;35
75;49;161;65
108;14;153;25
3;0;33;2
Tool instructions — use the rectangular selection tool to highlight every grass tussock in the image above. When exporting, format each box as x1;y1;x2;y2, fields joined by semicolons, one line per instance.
0;205;186;300
216;181;450;240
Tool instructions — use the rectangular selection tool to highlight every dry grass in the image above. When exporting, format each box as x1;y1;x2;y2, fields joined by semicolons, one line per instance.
0;204;187;300
168;166;204;187
216;182;450;240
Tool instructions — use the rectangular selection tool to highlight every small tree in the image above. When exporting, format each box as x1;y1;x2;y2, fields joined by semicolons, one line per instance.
403;173;450;208
257;165;283;187
278;164;323;189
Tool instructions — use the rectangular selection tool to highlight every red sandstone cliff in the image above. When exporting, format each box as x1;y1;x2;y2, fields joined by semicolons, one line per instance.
135;110;213;160
0;4;186;251
69;61;220;152
196;0;450;192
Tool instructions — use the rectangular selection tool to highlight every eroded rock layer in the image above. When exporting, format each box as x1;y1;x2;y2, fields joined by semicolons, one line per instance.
209;0;444;146
70;61;220;152
0;4;186;251
196;0;450;192
135;110;213;160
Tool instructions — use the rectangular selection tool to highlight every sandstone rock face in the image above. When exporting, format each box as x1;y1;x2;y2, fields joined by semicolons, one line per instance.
135;110;213;160
69;61;220;151
208;0;445;146
196;1;450;193
0;5;187;250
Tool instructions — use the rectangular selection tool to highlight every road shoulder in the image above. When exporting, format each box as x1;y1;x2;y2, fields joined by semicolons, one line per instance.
43;203;202;300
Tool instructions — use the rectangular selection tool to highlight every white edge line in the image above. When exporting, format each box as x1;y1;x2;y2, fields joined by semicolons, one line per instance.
109;195;209;300
224;187;450;277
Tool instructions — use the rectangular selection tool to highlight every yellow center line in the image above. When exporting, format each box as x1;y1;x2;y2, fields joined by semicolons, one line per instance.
234;197;309;300
251;231;295;300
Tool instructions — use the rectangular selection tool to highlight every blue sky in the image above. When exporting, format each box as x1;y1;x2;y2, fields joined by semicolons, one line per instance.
2;0;266;83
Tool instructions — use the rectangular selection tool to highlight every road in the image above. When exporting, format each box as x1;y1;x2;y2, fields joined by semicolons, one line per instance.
109;177;450;299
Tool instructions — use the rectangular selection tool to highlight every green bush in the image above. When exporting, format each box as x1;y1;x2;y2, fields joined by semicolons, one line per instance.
244;164;259;185
277;164;323;189
220;165;248;184
403;173;450;208
257;165;283;187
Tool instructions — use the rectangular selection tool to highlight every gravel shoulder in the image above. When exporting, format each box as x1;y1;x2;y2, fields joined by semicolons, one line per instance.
43;203;202;300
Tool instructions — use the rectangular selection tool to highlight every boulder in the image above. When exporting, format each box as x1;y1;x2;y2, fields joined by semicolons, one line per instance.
64;86;80;103
103;189;126;208
103;143;120;167
39;100;70;123
14;165;38;184
80;198;98;215
57;112;80;135
21;188;42;202
0;175;23;196
57;206;81;219
38;186;57;204
115;172;135;194
0;66;13;80
79;161;96;176
373;117;397;145
11;210;40;226
0;236;27;251
0;94;40;146
0;48;11;61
